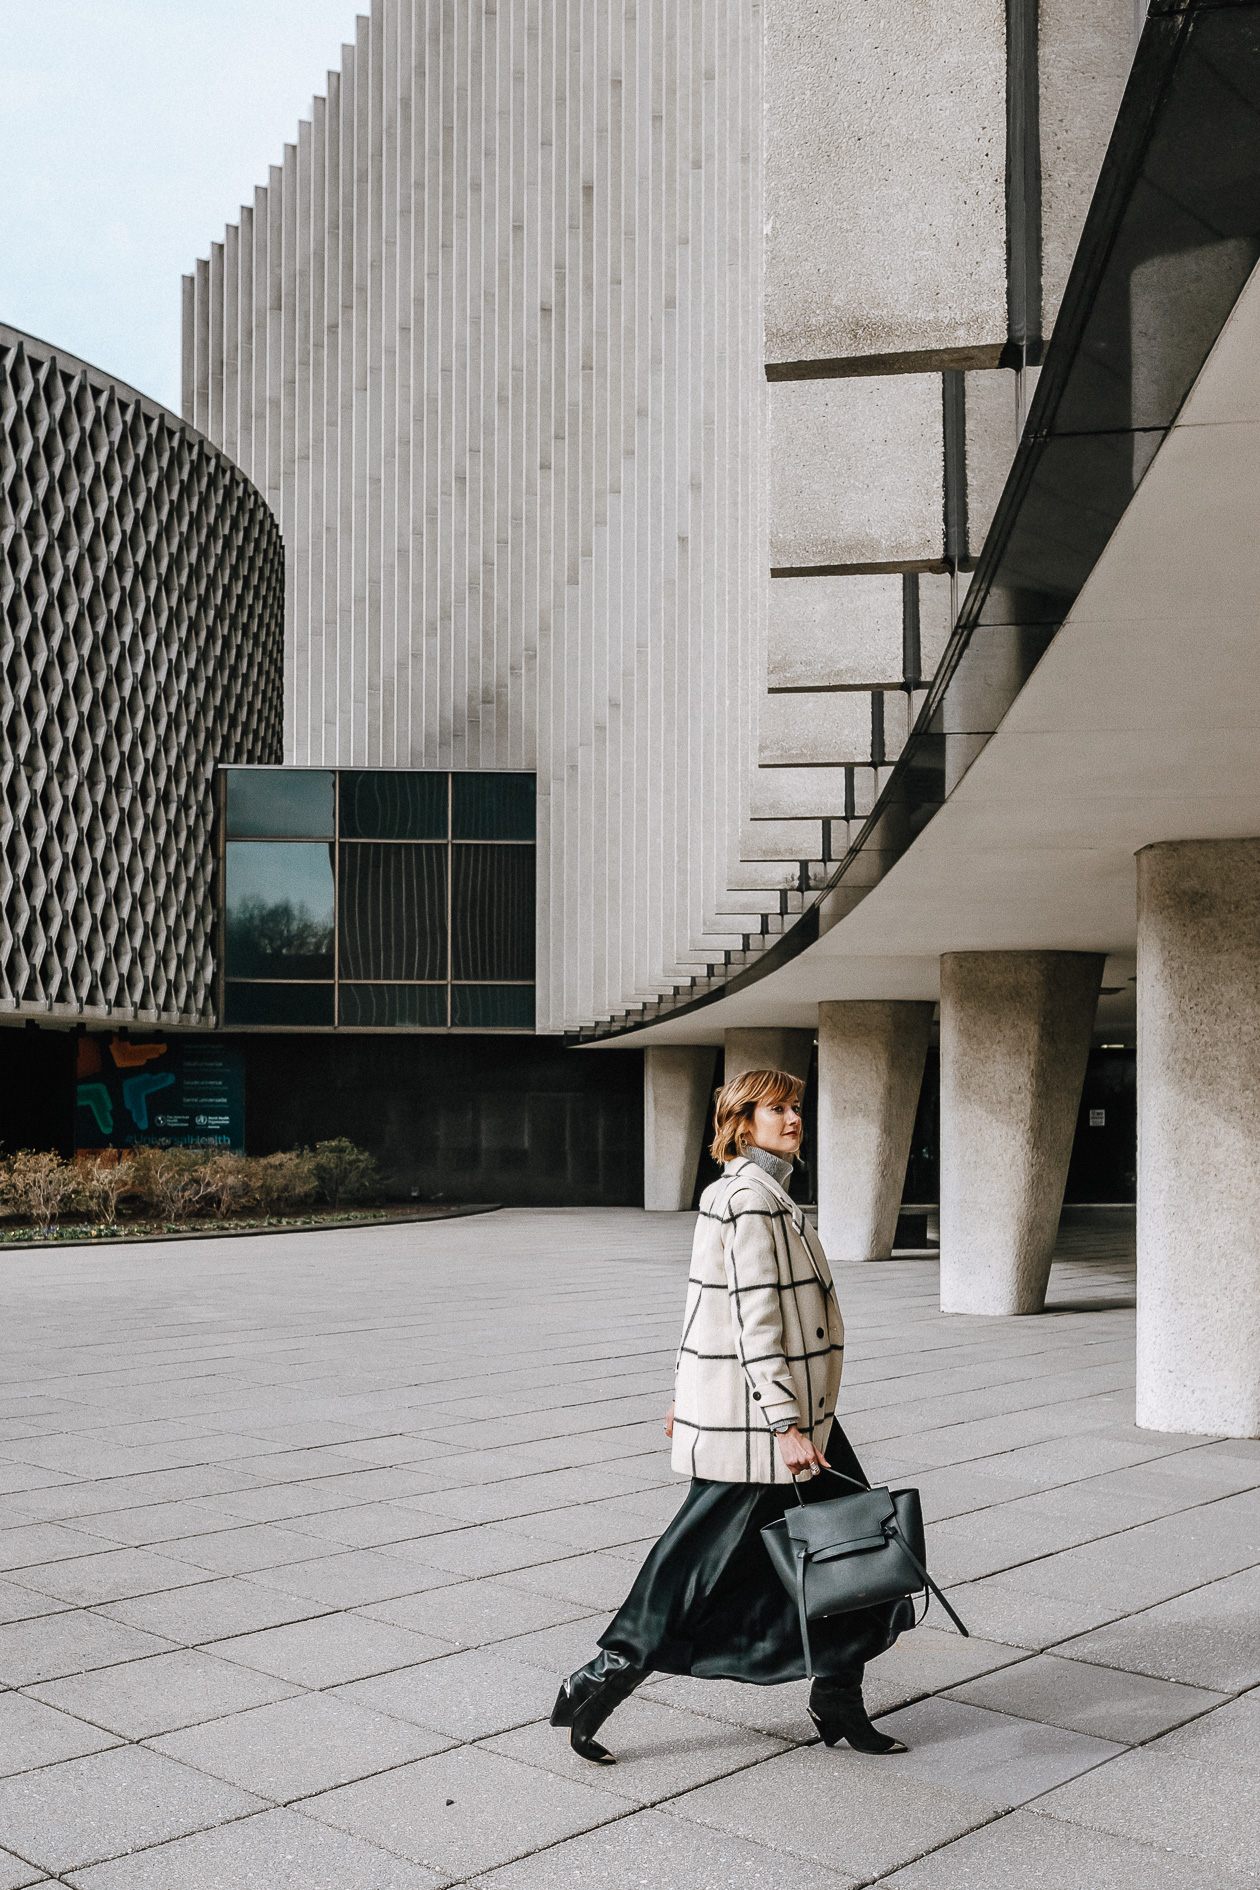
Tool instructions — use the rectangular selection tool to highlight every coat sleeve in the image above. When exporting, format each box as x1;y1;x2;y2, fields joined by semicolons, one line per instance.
721;1187;801;1425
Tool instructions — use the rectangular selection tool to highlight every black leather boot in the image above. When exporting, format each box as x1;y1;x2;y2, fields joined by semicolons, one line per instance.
550;1650;649;1764
809;1673;907;1754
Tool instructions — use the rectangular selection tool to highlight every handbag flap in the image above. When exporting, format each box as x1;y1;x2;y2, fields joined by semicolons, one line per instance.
808;1532;889;1562
784;1486;895;1555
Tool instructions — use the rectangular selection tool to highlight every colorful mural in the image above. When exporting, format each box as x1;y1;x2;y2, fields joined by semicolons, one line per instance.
75;1038;244;1151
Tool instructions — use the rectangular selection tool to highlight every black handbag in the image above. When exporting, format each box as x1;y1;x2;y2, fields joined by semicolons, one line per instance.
760;1468;969;1676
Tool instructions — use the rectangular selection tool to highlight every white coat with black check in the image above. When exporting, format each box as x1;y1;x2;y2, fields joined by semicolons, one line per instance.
671;1155;845;1484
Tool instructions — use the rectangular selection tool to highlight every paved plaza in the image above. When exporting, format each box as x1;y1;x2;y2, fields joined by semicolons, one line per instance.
0;1208;1256;1887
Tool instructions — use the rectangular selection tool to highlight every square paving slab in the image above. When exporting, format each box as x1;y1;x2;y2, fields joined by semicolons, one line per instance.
877;1805;1260;1889
23;1645;301;1738
0;1744;264;1876
946;1650;1224;1742
467;1806;860;1887
302;1743;628;1878
1034;1744;1260;1876
61;1808;449;1889
150;1690;454;1800
871;1695;1124;1806
670;1743;996;1879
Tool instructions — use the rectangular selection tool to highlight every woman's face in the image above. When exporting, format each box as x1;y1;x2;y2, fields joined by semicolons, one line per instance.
747;1095;803;1157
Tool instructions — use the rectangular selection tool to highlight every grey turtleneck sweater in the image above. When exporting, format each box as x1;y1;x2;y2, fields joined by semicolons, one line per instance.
742;1145;794;1189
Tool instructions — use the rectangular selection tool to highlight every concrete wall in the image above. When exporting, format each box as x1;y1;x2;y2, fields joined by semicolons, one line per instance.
769;378;944;567
755;0;1135;874
763;0;1007;366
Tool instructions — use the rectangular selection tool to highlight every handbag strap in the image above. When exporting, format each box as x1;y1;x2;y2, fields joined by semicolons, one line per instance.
884;1520;971;1638
792;1545;816;1678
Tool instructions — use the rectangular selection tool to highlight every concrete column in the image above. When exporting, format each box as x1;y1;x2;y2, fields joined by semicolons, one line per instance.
644;1047;719;1212
940;952;1104;1315
1136;840;1260;1438
723;1028;815;1084
817;1001;934;1261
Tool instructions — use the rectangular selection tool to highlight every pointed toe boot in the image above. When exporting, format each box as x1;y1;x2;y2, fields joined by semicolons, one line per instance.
550;1650;649;1764
808;1676;907;1755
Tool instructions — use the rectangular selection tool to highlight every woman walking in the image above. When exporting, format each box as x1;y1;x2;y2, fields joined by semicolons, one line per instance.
551;1066;912;1764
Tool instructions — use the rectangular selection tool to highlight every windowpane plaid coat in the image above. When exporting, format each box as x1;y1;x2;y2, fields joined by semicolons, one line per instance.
671;1156;845;1484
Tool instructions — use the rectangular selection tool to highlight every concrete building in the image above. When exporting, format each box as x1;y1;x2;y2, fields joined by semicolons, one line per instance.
2;3;1254;1425
175;0;1260;1431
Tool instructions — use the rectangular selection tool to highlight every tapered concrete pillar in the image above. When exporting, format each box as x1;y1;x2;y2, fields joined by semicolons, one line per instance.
940;952;1104;1315
1136;841;1260;1437
723;1028;815;1084
644;1046;719;1211
817;1001;934;1261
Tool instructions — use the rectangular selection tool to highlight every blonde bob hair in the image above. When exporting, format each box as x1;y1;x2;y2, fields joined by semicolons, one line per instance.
709;1067;804;1165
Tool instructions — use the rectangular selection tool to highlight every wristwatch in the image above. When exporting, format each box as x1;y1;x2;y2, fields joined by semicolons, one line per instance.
771;1418;799;1434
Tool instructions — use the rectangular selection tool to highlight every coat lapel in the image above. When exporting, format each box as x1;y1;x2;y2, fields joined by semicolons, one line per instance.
726;1157;833;1292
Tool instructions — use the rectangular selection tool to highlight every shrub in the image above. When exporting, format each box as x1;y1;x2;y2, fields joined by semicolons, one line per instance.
4;1151;80;1226
79;1154;130;1226
201;1153;256;1218
309;1137;380;1207
0;1139;382;1232
253;1149;316;1214
125;1147;216;1223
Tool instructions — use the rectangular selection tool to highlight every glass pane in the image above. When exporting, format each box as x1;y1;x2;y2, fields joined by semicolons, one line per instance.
451;984;536;1029
225;842;335;978
451;772;535;840
224;983;334;1026
338;843;447;980
225;769;334;838
338;984;448;1028
451;845;535;980
340;771;448;840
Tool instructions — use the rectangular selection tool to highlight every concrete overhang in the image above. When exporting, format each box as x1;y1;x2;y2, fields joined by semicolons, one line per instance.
581;0;1260;1050
626;261;1260;1044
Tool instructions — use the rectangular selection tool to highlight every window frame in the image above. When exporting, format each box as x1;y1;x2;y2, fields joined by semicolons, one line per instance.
217;768;535;1033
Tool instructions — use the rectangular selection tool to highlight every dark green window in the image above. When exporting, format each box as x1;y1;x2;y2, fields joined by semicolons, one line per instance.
218;769;535;1030
226;769;335;839
224;843;335;979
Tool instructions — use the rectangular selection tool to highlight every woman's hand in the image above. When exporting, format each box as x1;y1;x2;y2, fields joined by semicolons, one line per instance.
664;1401;675;1438
775;1426;828;1478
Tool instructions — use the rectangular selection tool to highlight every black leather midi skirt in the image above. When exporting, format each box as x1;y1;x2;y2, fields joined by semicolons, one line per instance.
597;1421;911;1684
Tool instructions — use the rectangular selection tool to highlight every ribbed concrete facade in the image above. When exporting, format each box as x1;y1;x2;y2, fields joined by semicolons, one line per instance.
185;1;765;1033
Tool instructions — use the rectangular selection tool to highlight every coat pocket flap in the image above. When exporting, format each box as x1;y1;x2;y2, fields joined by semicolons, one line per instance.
785;1486;895;1553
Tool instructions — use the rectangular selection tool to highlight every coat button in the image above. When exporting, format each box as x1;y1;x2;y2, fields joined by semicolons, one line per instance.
818;1396;825;1407
816;1327;824;1338
752;1391;761;1401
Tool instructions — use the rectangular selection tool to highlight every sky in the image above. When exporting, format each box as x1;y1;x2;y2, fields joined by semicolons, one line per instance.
0;1;363;413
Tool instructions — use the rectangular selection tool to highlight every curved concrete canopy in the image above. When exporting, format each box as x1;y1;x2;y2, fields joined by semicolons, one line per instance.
628;258;1260;1046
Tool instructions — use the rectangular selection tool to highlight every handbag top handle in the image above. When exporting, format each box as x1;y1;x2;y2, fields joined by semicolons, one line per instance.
790;1465;868;1506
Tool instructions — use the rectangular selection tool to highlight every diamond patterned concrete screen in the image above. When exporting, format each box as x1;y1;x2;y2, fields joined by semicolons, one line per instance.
0;324;284;1028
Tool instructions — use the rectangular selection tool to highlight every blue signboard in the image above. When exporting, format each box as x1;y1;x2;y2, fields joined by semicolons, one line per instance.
75;1037;245;1151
